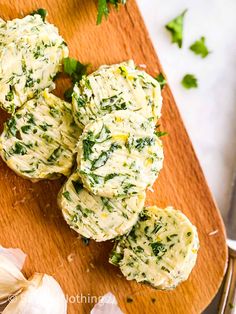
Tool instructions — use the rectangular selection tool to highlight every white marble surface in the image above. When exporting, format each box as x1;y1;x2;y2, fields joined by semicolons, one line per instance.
137;0;236;218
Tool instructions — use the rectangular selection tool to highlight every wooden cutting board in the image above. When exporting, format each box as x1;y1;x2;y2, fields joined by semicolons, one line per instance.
0;0;227;313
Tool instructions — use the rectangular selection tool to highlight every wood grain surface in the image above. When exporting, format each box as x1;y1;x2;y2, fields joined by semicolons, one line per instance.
0;0;227;313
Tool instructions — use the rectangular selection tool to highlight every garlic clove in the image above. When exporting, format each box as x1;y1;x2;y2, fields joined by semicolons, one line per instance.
0;254;28;302
3;273;67;314
91;292;123;314
0;246;26;270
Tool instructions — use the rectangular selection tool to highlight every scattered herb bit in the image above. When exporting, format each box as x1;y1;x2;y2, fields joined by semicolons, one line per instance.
110;251;123;265
155;73;167;90
165;9;187;48
189;36;210;58
126;297;133;303
181;74;198;89
155;130;168;138
81;236;90;246
151;298;156;304
30;8;47;21
97;0;126;25
62;191;72;201
187;232;192;237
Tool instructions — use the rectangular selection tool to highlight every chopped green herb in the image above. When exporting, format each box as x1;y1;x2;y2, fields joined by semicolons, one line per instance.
91;143;121;170
126;297;133;303
139;211;150;221
155;73;167;90
10;142;27;155
155;130;168;138
30;8;47;21
189;36;210;58
83;139;95;161
151;298;156;304
104;173;119;182
165;9;187;48
21;125;31;134
229;303;234;309
150;242;166;256
181;74;198;89
62;191;72;201
6;117;17;136
110;251;123;265
47;147;62;162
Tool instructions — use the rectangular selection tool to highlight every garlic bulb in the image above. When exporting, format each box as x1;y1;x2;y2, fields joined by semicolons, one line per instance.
2;273;67;314
0;248;28;302
0;246;26;270
91;292;123;314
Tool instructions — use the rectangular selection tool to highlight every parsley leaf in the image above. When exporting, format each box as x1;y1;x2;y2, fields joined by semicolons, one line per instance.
155;73;167;90
31;8;47;21
189;36;210;58
181;74;198;89
97;0;126;25
97;0;109;24
63;57;89;101
64;57;88;83
165;9;187;48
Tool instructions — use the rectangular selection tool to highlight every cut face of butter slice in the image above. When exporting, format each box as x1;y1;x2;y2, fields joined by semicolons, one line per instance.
58;170;145;241
77;110;164;198
110;206;199;290
0;14;68;113
72;60;162;128
0;90;81;181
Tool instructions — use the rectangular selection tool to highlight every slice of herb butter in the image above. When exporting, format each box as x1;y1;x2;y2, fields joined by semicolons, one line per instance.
110;206;199;290
0;90;81;181
58;170;146;241
77;110;164;198
0;14;68;113
72;60;162;128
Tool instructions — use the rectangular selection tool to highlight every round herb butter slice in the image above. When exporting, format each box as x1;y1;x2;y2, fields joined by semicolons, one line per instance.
0;14;68;113
77;110;164;198
58;170;146;241
109;206;199;290
0;90;81;181
72;60;162;128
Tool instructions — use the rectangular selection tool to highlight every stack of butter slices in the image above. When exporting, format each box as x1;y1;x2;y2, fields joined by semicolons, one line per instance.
59;61;164;242
0;11;199;291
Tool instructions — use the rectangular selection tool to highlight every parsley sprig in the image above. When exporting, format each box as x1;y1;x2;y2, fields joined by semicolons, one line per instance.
97;0;126;25
63;57;89;101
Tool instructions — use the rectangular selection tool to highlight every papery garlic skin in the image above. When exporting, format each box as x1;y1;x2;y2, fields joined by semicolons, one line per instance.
3;273;67;314
0;246;26;270
91;292;123;314
0;254;28;302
